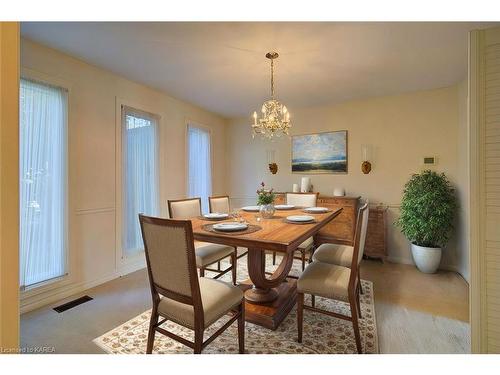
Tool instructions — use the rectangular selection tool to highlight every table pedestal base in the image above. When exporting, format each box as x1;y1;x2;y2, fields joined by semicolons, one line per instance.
239;278;297;330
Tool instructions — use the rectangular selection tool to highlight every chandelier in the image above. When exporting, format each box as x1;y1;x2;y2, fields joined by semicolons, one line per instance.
251;52;291;139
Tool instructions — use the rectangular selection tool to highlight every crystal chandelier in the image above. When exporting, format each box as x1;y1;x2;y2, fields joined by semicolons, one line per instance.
251;52;291;139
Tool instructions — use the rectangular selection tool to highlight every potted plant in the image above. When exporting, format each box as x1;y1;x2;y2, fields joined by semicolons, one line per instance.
395;170;457;273
257;182;276;219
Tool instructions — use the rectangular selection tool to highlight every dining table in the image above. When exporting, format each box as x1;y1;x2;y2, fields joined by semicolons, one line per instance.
190;206;343;330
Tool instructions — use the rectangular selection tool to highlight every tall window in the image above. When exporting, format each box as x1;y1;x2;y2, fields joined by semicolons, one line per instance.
19;79;68;289
187;125;212;214
122;106;159;256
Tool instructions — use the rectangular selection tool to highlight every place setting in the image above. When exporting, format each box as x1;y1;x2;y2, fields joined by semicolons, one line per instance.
283;214;317;225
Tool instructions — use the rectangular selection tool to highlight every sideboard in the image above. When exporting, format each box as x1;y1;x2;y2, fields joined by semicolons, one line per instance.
275;193;360;246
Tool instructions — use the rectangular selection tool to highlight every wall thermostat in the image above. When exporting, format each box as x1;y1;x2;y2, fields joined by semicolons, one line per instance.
422;156;437;166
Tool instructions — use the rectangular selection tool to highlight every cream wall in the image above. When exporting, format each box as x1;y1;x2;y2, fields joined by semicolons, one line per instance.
227;84;469;279
0;22;20;351
20;39;229;312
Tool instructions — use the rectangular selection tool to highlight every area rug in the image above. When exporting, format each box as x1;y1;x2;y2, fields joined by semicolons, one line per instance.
93;253;378;354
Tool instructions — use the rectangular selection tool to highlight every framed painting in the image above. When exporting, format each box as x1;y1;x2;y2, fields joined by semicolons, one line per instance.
291;130;348;174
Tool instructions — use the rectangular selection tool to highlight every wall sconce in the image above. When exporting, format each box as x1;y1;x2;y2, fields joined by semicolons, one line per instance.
267;149;278;174
361;144;373;174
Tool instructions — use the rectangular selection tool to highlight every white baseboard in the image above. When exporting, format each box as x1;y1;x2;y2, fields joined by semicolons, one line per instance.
20;259;146;314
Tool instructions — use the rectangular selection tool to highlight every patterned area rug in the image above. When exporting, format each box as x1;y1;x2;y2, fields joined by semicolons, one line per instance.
94;253;378;354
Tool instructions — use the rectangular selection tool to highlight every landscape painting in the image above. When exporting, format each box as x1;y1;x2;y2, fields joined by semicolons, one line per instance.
292;131;347;174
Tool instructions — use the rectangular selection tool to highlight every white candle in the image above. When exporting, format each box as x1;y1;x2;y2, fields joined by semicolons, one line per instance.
292;183;299;192
301;177;311;193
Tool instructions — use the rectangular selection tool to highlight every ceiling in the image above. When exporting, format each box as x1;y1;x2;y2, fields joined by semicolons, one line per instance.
21;22;496;118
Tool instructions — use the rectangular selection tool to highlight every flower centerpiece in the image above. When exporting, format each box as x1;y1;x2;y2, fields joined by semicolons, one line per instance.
257;182;276;219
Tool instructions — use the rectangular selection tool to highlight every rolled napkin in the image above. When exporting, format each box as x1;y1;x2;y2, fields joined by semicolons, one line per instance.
300;177;311;192
292;183;299;192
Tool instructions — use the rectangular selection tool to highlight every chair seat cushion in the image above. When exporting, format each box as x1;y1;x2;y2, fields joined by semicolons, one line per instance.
312;243;354;268
194;242;234;267
297;262;351;301
298;236;314;250
158;277;243;329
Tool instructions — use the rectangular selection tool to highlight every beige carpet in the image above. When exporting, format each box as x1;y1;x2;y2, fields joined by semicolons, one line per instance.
94;254;378;354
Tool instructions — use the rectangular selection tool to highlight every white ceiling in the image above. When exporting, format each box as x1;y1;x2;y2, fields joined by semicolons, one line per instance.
21;22;496;118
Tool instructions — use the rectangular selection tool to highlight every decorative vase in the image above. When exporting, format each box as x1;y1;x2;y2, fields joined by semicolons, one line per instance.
411;244;442;273
259;203;275;219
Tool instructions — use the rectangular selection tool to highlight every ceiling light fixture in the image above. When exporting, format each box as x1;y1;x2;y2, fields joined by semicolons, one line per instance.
251;52;291;139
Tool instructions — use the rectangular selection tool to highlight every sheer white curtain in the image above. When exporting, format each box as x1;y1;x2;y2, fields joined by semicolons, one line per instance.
187;125;212;214
123;107;159;256
19;79;67;289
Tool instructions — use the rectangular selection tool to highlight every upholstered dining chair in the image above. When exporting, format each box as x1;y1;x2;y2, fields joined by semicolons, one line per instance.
208;195;231;214
209;195;248;262
139;214;245;354
272;192;319;271
311;200;370;294
168;197;237;284
296;202;369;354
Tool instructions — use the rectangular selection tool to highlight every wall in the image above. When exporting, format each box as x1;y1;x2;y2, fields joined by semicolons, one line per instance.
227;84;469;279
20;38;229;312
0;22;20;351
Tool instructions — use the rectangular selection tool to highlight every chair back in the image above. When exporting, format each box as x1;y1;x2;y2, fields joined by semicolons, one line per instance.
139;214;202;306
358;201;370;263
348;202;369;289
209;195;230;214
286;192;318;208
168;197;202;219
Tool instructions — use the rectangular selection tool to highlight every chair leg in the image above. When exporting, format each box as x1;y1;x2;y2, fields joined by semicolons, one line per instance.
200;267;205;277
297;292;304;343
194;328;203;354
356;285;362;319
237;303;245;354
217;261;221;271
311;294;315;308
146;306;158;354
272;251;276;265
231;252;237;285
358;266;364;294
301;249;306;271
349;295;363;354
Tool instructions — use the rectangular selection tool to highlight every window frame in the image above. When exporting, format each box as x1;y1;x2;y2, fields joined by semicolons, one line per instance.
19;68;71;294
115;99;161;270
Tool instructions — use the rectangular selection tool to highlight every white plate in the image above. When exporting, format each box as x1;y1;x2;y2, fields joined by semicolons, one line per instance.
303;207;328;213
212;222;248;232
286;215;315;223
241;205;260;212
203;213;229;219
275;204;295;210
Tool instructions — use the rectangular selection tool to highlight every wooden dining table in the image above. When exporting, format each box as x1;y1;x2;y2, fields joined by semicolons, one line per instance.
190;207;342;330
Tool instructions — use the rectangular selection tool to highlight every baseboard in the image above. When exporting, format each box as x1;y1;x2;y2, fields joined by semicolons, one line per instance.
20;259;146;314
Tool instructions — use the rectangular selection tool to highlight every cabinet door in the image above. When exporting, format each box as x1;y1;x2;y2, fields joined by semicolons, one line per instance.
317;198;358;245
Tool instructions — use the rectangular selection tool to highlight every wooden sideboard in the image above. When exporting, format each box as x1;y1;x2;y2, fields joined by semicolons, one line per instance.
275;193;360;246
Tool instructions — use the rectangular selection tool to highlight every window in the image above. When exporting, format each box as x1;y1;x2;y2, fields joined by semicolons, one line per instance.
19;79;68;289
122;106;159;256
187;125;212;214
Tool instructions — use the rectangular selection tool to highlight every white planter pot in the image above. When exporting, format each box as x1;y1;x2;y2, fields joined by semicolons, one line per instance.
411;244;442;274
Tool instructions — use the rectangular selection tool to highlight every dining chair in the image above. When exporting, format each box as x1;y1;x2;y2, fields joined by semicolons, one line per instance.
168;197;237;284
311;200;370;294
139;214;245;354
208;195;231;214
296;202;369;354
272;192;319;271
209;195;249;263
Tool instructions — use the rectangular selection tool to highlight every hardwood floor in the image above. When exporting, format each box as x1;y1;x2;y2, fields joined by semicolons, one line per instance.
20;257;470;353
